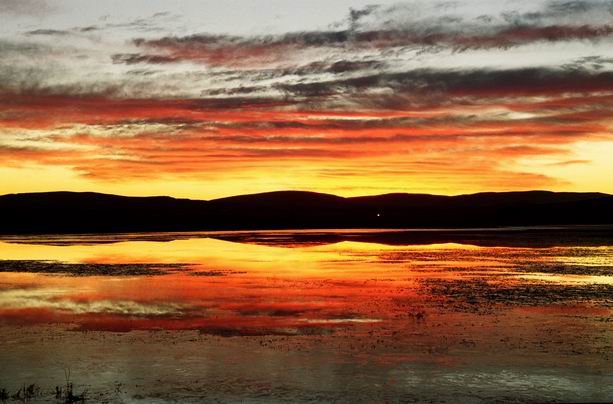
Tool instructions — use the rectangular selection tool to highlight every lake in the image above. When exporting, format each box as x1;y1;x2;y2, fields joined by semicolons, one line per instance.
0;229;611;403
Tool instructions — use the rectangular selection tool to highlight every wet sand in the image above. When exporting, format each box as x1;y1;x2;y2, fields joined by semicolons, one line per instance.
0;229;611;403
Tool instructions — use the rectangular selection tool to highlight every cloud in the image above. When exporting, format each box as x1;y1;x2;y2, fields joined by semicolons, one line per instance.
122;2;613;68
547;159;590;166
273;67;613;100
524;0;613;21
0;0;51;17
130;24;613;67
25;29;71;36
111;53;180;64
1;85;606;186
1;1;612;194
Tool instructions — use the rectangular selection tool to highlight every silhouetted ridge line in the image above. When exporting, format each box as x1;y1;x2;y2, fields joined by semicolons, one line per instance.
0;190;611;234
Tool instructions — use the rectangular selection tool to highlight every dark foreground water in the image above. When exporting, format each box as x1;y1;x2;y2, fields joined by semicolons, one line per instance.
0;228;611;403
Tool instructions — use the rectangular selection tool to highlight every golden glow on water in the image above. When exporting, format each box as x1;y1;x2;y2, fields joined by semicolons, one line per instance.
0;238;481;278
0;233;611;333
517;274;613;285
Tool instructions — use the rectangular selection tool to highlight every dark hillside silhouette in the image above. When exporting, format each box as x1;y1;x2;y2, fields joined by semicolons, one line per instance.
0;190;612;234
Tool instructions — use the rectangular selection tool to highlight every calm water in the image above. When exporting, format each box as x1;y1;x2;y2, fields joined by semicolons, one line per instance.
0;230;611;403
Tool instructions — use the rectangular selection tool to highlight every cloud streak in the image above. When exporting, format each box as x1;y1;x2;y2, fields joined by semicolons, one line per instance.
125;1;613;68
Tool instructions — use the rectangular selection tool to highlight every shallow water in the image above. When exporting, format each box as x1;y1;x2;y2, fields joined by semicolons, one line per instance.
0;230;611;403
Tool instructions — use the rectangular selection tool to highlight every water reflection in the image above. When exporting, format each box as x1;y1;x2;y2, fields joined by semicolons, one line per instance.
0;230;612;402
0;231;611;334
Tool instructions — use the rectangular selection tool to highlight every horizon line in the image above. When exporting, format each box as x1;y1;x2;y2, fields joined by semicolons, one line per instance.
2;188;610;202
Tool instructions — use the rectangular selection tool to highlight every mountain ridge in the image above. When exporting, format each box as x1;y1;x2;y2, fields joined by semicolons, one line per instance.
1;190;611;234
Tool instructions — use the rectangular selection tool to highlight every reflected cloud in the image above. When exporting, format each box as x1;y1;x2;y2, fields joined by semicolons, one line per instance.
0;288;186;316
0;232;610;334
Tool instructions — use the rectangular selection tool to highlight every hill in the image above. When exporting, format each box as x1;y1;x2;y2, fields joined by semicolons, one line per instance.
0;190;611;234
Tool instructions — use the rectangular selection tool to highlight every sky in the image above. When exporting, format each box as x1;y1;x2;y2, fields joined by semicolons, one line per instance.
1;0;612;199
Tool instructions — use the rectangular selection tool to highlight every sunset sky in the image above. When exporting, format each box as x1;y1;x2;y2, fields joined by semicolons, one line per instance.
1;0;612;199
